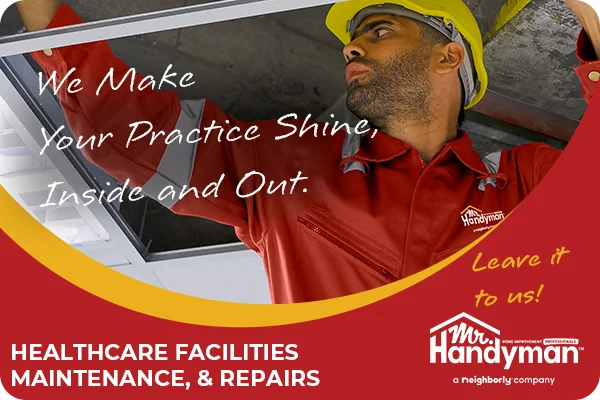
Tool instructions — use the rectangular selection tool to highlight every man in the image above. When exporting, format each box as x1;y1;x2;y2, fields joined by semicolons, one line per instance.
16;0;600;303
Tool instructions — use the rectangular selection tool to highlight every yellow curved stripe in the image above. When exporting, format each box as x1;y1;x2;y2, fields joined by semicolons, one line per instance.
0;186;496;327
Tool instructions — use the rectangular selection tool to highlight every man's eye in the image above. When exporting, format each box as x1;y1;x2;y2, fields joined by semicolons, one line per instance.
374;28;390;38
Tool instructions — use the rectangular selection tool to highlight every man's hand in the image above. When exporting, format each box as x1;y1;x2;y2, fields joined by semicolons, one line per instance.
564;0;600;58
16;0;61;32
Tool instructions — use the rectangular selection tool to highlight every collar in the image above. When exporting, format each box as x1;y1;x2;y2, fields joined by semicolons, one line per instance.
447;131;491;176
339;130;508;189
354;129;409;163
447;132;508;189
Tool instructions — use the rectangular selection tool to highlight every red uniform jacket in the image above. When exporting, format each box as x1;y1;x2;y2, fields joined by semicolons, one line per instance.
32;5;600;303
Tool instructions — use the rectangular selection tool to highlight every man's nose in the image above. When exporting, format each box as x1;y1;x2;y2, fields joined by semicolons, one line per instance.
343;40;366;63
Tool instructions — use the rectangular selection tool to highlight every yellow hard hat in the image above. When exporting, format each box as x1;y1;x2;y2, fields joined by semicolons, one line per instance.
326;0;488;109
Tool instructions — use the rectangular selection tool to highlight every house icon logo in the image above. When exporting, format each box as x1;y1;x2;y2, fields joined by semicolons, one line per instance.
461;206;483;219
460;206;505;233
430;313;581;369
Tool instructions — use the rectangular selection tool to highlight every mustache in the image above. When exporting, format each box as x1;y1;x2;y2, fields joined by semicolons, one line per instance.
346;58;378;69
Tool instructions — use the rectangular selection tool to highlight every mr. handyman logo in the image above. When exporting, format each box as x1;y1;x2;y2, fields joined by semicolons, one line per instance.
461;206;505;233
430;313;581;369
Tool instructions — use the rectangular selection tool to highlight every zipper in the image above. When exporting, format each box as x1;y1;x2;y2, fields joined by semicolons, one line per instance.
417;153;426;170
298;216;398;282
413;145;447;172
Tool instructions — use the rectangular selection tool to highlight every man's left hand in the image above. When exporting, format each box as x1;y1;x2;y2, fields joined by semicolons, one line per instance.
563;0;600;56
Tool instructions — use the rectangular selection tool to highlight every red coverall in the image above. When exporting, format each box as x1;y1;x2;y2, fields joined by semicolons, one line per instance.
32;5;599;303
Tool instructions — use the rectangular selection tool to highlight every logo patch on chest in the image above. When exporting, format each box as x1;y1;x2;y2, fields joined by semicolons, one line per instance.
461;206;505;233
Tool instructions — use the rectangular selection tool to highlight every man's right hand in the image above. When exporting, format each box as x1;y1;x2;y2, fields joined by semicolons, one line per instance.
16;0;61;32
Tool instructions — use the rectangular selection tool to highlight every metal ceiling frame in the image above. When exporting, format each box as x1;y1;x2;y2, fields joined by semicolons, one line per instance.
0;0;339;56
0;59;271;300
0;59;147;266
0;55;146;253
472;90;579;143
0;53;249;262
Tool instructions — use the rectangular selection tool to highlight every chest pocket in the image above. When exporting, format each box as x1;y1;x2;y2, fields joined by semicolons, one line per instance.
430;150;505;265
297;206;401;283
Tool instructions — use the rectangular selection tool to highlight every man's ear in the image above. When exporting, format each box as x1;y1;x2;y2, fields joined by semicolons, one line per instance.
433;42;465;75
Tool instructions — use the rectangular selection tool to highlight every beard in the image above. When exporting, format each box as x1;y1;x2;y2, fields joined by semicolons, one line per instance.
346;47;433;131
